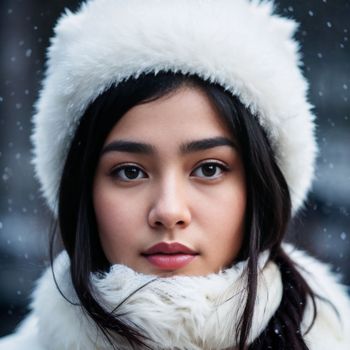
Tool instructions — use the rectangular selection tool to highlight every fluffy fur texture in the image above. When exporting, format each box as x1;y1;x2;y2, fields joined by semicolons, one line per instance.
1;245;349;350
31;0;317;215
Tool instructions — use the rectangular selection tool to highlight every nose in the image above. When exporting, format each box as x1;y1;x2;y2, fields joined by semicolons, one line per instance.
148;177;191;230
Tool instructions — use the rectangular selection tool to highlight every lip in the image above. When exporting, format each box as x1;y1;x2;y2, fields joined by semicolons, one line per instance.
142;242;198;270
142;242;197;255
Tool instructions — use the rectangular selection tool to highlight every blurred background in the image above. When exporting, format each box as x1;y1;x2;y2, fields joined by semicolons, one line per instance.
0;0;349;337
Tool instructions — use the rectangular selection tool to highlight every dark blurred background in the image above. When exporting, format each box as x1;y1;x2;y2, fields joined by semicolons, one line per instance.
0;0;349;337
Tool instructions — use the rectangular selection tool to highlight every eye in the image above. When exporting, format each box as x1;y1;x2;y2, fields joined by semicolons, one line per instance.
191;162;229;179
110;165;147;181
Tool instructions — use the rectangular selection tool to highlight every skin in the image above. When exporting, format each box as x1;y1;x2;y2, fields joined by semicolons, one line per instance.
93;86;246;276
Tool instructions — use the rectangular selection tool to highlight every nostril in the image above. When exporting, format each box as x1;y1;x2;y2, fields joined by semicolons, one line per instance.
154;220;185;227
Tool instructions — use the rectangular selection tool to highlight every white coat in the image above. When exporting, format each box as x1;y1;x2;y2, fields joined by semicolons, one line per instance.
1;244;349;349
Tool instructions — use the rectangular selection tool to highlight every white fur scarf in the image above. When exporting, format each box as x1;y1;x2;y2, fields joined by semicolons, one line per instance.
4;246;349;349
31;251;282;350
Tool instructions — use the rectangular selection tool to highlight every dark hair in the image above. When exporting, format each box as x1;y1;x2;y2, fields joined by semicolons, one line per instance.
55;72;317;349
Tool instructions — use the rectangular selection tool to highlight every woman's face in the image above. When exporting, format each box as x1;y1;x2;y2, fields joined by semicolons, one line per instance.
93;86;246;276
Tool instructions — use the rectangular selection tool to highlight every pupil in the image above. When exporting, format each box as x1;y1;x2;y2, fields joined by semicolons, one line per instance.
202;164;216;176
125;167;139;179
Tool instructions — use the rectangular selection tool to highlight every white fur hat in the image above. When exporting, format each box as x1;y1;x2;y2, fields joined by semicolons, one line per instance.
32;0;317;214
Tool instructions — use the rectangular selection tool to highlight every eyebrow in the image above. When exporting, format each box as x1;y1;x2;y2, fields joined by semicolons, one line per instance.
180;137;236;154
100;136;236;156
101;140;155;155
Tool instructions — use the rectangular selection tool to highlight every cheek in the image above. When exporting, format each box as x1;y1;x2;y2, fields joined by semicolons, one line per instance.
200;197;245;249
193;179;246;265
93;183;145;261
94;193;129;226
195;180;246;231
219;189;245;230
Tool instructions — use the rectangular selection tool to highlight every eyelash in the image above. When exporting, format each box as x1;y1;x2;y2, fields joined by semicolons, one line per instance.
110;163;147;181
109;161;230;182
190;161;230;179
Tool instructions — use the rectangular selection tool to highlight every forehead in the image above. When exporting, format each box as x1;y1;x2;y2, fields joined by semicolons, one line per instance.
104;86;232;145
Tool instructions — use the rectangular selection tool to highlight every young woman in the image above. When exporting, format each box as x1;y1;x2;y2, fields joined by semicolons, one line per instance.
1;0;349;349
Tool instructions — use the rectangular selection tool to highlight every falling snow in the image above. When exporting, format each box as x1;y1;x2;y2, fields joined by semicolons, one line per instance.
0;0;349;330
